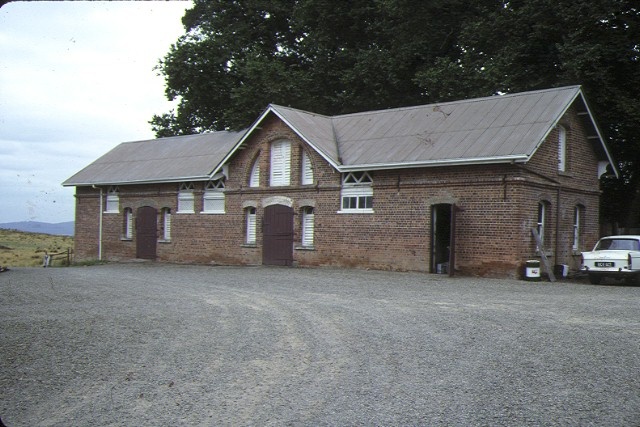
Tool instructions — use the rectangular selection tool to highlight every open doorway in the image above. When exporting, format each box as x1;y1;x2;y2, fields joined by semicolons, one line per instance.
431;203;456;276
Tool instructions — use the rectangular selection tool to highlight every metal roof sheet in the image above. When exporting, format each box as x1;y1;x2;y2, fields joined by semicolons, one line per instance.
63;85;618;187
331;86;581;167
268;106;339;165
63;131;244;186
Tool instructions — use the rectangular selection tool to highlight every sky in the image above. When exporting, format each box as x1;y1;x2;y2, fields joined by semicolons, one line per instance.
0;0;191;224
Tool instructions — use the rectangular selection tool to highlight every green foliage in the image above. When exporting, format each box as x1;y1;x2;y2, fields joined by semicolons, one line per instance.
153;0;640;226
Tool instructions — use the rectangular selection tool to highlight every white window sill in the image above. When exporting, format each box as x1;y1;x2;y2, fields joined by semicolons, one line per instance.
103;210;119;214
337;209;374;214
158;239;172;244
241;243;257;248
176;211;195;214
120;237;132;241
295;245;315;251
200;211;225;215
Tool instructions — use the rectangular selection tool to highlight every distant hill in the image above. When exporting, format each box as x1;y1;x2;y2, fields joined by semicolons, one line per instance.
0;221;74;236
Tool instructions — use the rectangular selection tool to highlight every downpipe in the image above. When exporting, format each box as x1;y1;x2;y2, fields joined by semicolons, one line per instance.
92;185;103;261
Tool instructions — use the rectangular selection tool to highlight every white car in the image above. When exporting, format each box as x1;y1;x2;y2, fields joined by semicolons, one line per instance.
581;235;640;284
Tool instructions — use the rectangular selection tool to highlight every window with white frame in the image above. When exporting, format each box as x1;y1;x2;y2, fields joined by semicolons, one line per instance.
573;205;583;251
105;186;120;213
249;157;260;187
537;201;549;247
246;207;257;244
161;208;172;241
270;140;291;186
340;172;373;213
301;150;314;185
177;182;195;213
301;206;315;247
123;207;133;239
558;125;567;172
202;179;225;213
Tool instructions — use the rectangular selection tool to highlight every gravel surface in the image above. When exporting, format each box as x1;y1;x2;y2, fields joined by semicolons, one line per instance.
1;263;639;426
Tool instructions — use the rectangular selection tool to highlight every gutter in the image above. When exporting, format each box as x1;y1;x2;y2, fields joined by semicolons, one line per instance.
63;175;212;187
338;155;529;172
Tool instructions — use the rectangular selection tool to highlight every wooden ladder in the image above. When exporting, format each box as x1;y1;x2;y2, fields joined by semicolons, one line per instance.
531;228;556;282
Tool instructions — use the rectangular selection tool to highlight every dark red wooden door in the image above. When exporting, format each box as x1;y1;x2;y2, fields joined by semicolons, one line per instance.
136;206;157;260
263;204;293;266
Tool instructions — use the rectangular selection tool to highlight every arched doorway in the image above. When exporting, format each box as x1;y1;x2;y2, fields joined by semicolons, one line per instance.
136;206;157;260
263;204;293;266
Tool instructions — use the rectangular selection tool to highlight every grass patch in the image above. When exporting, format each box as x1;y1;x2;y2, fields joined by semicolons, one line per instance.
0;229;74;267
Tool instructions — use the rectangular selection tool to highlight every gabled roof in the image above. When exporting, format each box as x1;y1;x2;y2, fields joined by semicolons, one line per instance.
63;131;244;186
64;85;617;187
228;85;615;174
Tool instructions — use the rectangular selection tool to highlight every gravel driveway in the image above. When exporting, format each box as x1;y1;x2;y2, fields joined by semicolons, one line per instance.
1;263;639;426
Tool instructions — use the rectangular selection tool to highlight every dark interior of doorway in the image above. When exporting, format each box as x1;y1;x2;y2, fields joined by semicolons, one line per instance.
432;204;451;274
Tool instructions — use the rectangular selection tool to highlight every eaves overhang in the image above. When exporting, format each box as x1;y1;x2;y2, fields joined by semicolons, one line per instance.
528;86;618;179
62;175;213;187
575;90;619;178
338;155;530;172
208;110;271;178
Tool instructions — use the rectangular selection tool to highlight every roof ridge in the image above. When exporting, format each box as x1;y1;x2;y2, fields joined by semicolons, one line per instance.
332;85;582;120
269;104;333;120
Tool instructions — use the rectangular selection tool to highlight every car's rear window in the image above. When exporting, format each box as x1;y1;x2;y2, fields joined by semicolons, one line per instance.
596;239;640;251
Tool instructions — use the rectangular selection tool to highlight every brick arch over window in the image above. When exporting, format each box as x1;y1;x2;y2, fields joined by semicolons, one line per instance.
263;196;293;208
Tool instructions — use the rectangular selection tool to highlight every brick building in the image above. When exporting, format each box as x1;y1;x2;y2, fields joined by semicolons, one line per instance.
63;86;617;278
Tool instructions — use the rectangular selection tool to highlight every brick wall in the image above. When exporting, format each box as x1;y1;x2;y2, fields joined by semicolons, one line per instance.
72;107;603;278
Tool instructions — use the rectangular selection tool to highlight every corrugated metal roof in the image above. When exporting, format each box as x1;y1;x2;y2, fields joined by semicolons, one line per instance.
63;85;617;187
269;106;339;164
329;85;580;168
266;85;615;173
63;131;244;186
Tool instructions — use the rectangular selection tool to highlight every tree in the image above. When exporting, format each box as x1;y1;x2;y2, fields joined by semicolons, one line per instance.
152;0;482;133
153;0;640;227
416;0;640;228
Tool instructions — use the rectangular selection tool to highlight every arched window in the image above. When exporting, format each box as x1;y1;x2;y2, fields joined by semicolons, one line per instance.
270;140;291;186
537;201;550;247
123;207;133;239
301;206;315;247
558;125;567;172
245;207;257;244
301;150;314;185
161;208;172;241
249;157;260;187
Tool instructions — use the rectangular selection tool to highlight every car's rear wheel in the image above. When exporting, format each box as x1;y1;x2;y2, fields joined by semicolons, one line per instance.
588;274;602;285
